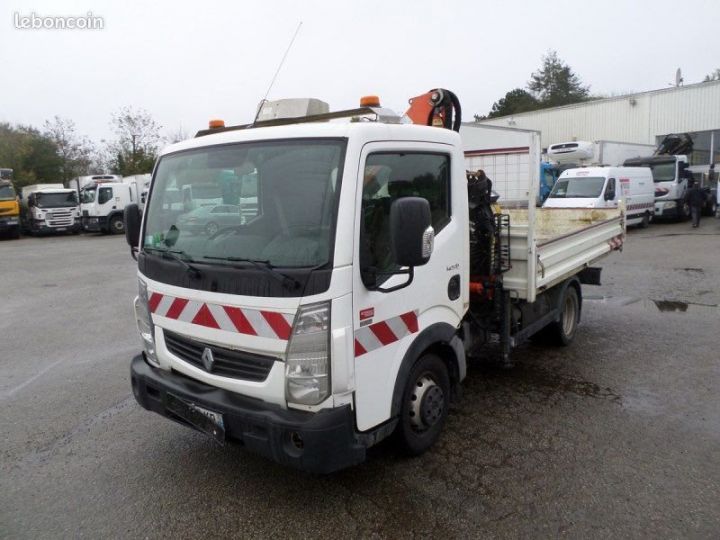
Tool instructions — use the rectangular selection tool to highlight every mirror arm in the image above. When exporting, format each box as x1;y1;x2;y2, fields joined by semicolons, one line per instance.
366;267;414;294
130;246;138;261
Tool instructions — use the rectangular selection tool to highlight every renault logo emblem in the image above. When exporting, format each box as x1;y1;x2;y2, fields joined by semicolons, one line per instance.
201;347;215;372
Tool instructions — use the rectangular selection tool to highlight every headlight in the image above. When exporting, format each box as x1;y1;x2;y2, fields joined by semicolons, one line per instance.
664;201;677;209
285;302;331;406
135;279;158;366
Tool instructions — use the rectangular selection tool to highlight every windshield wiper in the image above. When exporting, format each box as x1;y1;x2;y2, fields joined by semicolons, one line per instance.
202;256;301;290
144;247;202;278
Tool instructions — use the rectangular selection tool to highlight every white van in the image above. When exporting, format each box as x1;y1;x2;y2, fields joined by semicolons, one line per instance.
543;166;655;227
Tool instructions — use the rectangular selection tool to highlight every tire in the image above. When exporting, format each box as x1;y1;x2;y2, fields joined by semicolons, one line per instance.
205;221;219;236
545;285;580;346
639;212;650;229
109;215;124;235
396;353;450;456
10;226;20;239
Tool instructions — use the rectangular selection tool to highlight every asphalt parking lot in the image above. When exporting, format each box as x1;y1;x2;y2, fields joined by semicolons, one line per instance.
1;220;719;538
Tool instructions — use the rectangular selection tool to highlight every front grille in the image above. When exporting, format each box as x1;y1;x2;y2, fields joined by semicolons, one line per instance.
164;331;276;382
46;210;74;227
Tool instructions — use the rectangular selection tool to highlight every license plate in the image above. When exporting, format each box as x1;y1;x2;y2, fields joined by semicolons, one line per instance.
56;228;67;231
165;393;225;444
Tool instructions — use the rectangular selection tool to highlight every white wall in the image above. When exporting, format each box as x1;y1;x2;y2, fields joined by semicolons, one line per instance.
478;81;720;147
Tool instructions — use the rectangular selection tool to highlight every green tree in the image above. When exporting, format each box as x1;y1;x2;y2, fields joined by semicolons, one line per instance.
43;116;95;182
106;107;162;175
0;123;62;188
703;68;720;82
487;88;540;118
528;50;590;107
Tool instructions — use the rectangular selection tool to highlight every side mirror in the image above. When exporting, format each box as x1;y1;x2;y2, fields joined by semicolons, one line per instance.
124;204;141;256
390;197;433;267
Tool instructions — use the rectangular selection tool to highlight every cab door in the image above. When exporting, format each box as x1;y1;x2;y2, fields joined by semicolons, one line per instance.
351;142;466;432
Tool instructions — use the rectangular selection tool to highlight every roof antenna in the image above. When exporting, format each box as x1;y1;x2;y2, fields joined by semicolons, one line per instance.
252;21;303;126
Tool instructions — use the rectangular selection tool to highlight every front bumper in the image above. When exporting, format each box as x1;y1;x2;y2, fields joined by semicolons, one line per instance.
654;201;680;218
0;217;19;230
130;354;366;474
31;220;81;233
82;216;107;231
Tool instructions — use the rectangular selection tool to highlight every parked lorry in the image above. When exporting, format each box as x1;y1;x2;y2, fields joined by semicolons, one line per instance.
125;89;624;473
548;140;655;169
544;166;655;227
0;169;20;239
20;184;80;234
80;178;140;234
623;134;693;220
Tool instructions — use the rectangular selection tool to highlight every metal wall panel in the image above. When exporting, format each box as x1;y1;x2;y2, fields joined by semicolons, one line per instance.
478;81;720;147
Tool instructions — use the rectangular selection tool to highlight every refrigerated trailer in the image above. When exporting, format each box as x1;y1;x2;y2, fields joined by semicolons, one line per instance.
125;97;624;473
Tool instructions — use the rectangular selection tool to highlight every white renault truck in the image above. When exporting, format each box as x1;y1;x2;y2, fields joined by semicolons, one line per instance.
125;91;624;473
80;178;139;234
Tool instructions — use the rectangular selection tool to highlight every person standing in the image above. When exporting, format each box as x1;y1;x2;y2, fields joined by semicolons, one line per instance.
686;180;706;228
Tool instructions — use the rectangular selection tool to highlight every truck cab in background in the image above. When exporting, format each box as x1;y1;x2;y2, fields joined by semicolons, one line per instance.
20;184;81;235
0;169;21;239
623;155;690;220
80;180;139;234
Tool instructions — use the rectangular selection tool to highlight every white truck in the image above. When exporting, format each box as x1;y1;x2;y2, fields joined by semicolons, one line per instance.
548;140;655;168
124;91;624;473
80;178;140;234
20;184;81;235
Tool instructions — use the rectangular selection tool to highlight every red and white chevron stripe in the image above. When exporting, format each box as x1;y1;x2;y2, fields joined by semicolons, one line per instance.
608;234;623;250
148;292;295;340
354;310;419;357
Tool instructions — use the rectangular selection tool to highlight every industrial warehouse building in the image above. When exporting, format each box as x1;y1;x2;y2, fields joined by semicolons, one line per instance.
477;80;720;175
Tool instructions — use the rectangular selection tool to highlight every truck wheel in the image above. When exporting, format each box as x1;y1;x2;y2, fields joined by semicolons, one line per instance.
640;212;650;229
109;215;124;234
546;286;580;346
396;353;450;456
11;227;20;239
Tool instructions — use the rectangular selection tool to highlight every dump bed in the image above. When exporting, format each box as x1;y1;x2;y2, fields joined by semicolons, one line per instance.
501;207;624;302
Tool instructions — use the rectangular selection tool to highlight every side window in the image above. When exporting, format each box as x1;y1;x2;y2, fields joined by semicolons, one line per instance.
98;187;113;204
360;152;450;287
605;178;616;199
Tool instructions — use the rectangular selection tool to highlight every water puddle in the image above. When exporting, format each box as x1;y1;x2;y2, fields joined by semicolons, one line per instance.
585;295;718;314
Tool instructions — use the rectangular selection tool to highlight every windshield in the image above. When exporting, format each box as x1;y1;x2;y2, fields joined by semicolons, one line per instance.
143;139;346;268
36;192;78;208
549;176;606;198
0;184;16;200
0;169;12;181
80;187;96;203
627;160;675;182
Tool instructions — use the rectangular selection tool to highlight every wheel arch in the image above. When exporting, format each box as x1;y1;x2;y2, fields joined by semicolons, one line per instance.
390;322;465;418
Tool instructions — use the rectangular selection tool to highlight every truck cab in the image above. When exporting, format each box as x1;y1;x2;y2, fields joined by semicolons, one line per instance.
0;176;20;239
20;185;81;235
624;155;690;220
81;181;138;234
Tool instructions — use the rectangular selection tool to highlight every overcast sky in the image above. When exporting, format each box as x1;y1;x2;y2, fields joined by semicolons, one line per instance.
2;0;720;145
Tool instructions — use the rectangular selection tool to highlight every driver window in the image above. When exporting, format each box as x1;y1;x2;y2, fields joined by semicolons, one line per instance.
360;152;450;288
98;187;113;204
